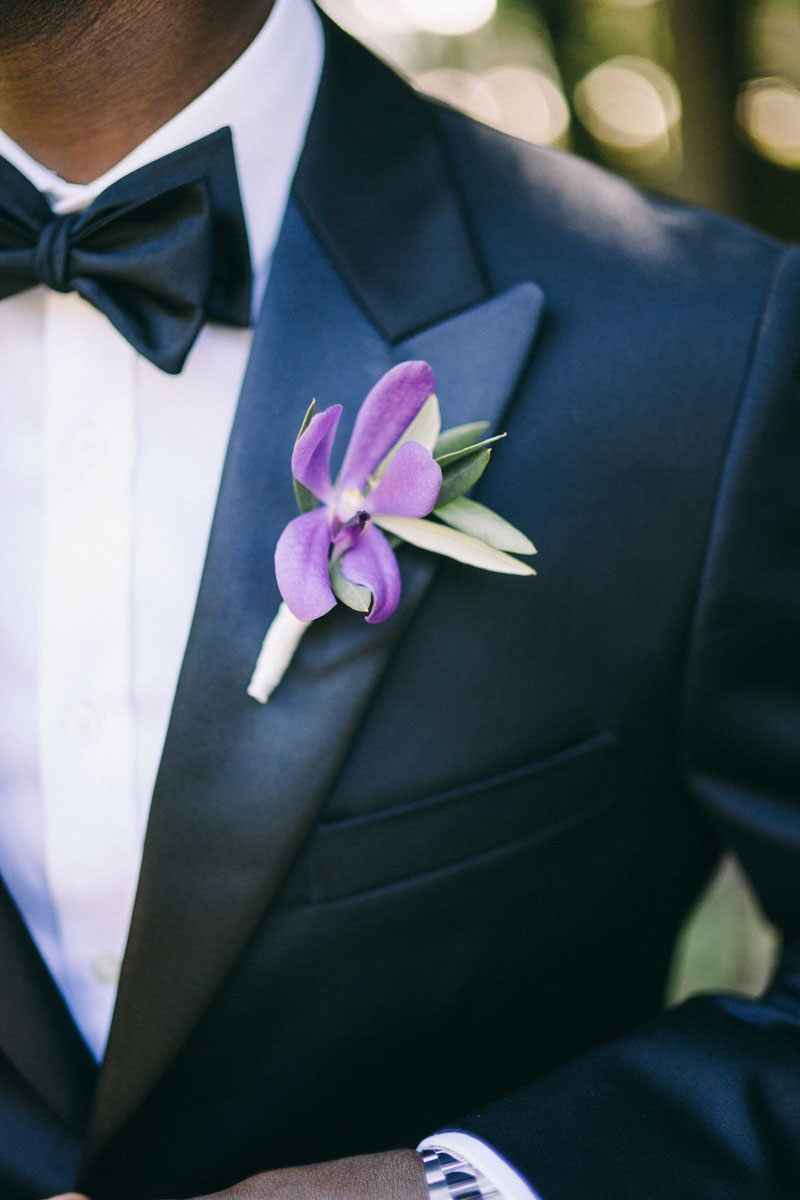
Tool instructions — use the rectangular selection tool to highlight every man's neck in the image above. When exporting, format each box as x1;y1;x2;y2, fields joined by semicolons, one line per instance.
0;0;277;183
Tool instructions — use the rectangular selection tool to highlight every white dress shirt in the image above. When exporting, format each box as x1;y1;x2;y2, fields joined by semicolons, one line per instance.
0;0;324;1062
0;2;536;1195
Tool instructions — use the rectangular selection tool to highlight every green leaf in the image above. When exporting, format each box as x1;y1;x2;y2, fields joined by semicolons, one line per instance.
433;421;489;458
435;447;491;508
293;478;318;516
330;555;372;613
295;398;317;443
293;399;318;515
435;432;506;465
434;497;536;555
293;477;319;516
373;393;441;481
373;515;536;576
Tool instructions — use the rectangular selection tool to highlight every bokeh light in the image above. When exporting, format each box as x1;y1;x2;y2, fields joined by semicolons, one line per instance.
396;0;497;37
481;66;570;145
574;55;681;164
320;0;414;42
414;69;501;126
600;0;658;8
737;77;800;168
416;65;570;146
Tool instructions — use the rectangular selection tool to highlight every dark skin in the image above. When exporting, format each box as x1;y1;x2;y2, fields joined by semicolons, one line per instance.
0;1;429;1196
0;0;277;182
45;1151;428;1199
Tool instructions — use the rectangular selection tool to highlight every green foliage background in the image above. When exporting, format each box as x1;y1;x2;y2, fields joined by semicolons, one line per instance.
521;0;800;240
325;0;800;240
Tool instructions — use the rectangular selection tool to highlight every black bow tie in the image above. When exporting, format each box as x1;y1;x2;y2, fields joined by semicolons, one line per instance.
0;126;252;374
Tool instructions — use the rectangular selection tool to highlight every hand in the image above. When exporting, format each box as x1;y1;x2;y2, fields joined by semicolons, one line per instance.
43;1150;428;1200
193;1150;428;1200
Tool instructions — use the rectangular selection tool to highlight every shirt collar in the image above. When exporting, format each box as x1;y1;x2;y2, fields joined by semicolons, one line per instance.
0;0;324;314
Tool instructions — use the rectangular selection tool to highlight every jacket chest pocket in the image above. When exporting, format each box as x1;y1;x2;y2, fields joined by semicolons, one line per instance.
303;731;617;903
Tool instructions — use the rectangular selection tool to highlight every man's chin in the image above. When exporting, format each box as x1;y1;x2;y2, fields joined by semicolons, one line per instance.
0;0;100;47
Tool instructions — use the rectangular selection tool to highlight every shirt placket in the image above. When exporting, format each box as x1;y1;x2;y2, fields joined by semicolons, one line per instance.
38;290;144;1057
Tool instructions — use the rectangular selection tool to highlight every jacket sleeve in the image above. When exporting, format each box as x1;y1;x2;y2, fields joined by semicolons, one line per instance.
451;243;800;1200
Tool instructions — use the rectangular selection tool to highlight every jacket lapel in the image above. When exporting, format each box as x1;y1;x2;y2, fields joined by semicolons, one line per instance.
83;17;545;1164
0;881;96;1133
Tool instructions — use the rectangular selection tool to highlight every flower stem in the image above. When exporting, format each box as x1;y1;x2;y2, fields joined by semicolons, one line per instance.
247;602;312;704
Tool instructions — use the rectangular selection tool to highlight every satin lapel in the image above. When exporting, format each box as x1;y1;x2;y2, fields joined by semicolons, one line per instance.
0;879;96;1132
84;17;545;1162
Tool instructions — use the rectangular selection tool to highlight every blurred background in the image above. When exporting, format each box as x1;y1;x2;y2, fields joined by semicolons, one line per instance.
319;0;790;1003
319;0;800;242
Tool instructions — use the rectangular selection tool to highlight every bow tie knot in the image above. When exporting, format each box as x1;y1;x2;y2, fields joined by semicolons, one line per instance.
33;213;78;293
0;127;252;373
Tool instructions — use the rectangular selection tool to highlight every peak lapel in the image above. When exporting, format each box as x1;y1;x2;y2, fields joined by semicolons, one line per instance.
83;19;545;1165
294;11;489;341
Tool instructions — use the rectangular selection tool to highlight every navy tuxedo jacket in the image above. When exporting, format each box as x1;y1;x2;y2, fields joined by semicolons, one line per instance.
2;15;799;1200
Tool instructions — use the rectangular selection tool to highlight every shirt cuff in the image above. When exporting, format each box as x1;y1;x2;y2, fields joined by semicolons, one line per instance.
417;1130;542;1200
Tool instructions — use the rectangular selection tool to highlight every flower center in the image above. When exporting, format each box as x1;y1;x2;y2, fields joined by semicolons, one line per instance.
337;487;364;523
331;508;370;558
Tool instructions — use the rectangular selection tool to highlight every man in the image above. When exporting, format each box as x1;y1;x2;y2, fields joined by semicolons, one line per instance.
0;0;798;1198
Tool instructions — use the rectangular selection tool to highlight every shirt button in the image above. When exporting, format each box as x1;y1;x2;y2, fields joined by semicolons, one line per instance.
91;953;121;985
69;427;105;461
63;702;101;741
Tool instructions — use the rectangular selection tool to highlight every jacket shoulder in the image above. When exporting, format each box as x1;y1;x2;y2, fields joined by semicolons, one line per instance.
428;101;784;306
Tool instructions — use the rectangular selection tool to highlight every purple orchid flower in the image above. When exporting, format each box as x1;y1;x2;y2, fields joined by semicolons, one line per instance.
275;361;442;624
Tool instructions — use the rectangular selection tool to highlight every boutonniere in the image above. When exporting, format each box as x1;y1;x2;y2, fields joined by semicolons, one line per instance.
248;360;535;703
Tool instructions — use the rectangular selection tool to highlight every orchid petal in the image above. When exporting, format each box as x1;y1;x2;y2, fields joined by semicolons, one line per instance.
338;361;436;491
340;523;401;623
365;441;442;518
291;405;341;503
374;392;441;478
274;508;337;622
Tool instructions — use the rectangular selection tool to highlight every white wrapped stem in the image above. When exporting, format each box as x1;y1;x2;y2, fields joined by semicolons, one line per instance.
247;602;311;704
